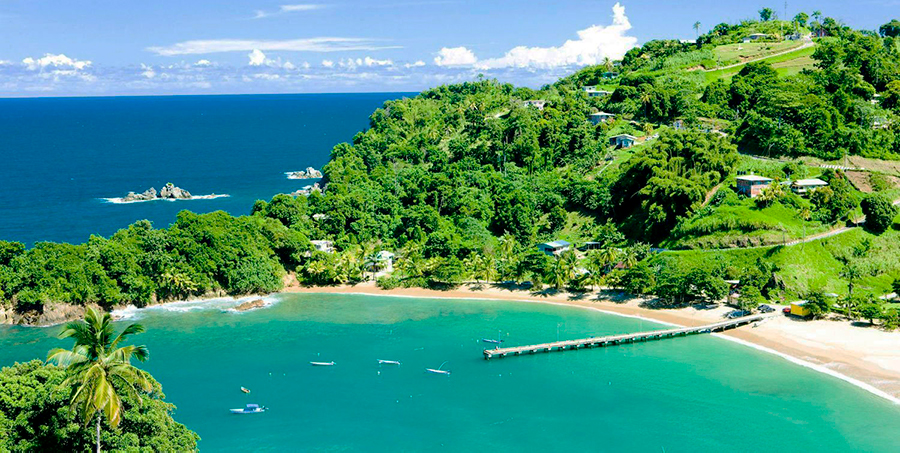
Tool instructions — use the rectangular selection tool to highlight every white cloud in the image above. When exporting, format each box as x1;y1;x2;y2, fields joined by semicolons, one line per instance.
321;59;334;67
140;63;156;79
283;61;296;70
22;53;92;71
404;60;426;68
0;60;11;66
253;73;282;80
433;47;477;66
280;4;323;12
248;49;267;66
363;56;393;67
148;38;400;56
254;4;325;19
474;2;637;69
194;59;212;67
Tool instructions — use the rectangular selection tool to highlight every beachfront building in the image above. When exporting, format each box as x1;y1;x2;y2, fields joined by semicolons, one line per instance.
790;301;811;317
736;175;774;198
374;250;395;272
589;112;616;125
537;240;572;256
524;100;547;110
310;240;335;254
609;134;638;148
791;178;829;196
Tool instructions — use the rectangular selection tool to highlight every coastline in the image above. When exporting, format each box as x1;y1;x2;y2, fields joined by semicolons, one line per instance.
284;281;900;404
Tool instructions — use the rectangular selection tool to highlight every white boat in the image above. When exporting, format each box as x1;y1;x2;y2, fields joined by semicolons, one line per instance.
426;361;450;375
310;361;335;366
378;359;401;365
230;404;267;414
482;338;504;344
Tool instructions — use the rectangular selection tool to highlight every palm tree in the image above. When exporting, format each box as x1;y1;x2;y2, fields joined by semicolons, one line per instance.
840;262;862;298
48;307;152;453
693;21;701;39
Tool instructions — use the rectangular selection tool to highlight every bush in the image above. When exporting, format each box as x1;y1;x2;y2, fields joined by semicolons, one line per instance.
376;276;402;290
861;193;899;234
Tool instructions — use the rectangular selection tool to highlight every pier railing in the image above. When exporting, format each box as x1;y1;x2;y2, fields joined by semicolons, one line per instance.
483;313;770;359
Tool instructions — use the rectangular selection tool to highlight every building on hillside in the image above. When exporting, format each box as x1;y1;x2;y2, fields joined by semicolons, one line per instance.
537;240;571;256
601;71;619;79
609;134;638;148
581;241;604;251
672;119;685;130
735;174;774;198
742;33;768;43
310;240;335;254
790;301;811;317
583;86;613;97
524;100;547;110
589;112;616;124
790;178;829;196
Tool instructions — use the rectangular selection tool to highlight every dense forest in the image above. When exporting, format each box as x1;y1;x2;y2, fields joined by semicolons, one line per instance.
2;11;900;321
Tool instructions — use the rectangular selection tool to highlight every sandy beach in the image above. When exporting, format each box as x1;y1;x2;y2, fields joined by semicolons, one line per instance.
285;281;900;403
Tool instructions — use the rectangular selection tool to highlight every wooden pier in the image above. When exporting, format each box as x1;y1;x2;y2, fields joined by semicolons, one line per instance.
483;314;770;359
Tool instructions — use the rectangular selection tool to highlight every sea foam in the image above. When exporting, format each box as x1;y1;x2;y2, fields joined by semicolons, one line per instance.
101;194;230;204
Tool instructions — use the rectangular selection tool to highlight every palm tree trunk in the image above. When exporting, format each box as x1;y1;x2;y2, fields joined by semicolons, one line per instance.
96;415;101;453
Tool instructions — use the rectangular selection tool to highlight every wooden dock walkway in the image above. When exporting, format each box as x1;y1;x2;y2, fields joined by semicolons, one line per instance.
483;314;770;359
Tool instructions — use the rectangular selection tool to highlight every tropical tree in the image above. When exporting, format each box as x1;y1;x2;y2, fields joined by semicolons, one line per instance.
794;12;809;28
693;21;701;38
47;307;153;453
551;251;577;291
858;302;884;325
759;8;775;22
835;296;861;320
839;262;862;298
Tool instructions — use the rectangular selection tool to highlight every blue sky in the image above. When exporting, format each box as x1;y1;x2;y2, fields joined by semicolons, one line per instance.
0;0;897;96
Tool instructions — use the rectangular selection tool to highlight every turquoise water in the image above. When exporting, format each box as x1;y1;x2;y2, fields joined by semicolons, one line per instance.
2;294;900;451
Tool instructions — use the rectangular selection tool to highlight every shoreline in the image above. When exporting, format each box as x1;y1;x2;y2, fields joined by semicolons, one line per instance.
284;282;900;404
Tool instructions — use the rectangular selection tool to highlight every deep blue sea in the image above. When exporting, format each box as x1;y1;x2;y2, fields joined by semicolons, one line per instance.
0;93;410;245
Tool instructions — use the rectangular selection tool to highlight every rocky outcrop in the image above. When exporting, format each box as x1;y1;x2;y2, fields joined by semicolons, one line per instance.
286;167;323;179
233;299;267;312
159;183;192;199
3;303;85;327
122;183;192;202
290;183;322;197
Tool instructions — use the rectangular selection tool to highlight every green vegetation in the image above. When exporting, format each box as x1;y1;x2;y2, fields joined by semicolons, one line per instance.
1;11;900;321
0;310;198;451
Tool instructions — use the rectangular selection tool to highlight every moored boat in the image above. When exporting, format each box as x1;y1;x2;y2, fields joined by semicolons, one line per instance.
240;387;251;394
310;361;335;366
378;359;401;365
230;404;267;414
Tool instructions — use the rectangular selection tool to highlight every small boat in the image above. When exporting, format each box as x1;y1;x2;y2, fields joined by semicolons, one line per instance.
310;361;335;366
230;404;267;414
378;359;401;366
426;361;450;375
240;387;251;394
482;339;504;344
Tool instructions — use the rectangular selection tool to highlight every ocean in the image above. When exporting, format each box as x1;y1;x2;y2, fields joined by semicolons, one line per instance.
1;293;899;452
0;93;410;246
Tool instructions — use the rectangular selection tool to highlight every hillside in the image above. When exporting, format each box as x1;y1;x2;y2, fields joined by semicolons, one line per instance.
2;12;900;323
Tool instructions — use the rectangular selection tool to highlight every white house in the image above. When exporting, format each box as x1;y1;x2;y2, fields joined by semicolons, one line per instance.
310;240;335;253
374;250;395;272
524;100;547;110
791;178;829;196
583;86;613;97
742;33;768;43
609;134;638;148
589;112;616;124
537;240;571;256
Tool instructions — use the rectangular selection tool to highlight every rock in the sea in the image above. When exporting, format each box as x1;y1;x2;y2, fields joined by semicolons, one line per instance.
290;183;322;197
122;187;157;202
286;167;323;179
159;183;192;199
234;299;266;312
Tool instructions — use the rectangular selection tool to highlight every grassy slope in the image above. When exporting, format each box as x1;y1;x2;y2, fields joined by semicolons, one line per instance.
703;44;817;83
662;213;900;299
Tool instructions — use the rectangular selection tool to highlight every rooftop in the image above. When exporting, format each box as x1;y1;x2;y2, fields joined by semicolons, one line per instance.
611;134;638;140
793;178;828;186
736;175;773;182
540;240;571;248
